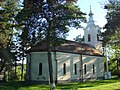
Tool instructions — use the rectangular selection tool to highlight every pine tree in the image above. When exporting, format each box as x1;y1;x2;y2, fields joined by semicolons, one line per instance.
0;0;19;80
16;0;86;89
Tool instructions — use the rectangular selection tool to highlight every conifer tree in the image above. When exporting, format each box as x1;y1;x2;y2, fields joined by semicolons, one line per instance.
16;0;86;89
0;0;19;80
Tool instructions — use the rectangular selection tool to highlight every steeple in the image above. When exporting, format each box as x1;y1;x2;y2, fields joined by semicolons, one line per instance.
84;5;102;52
88;6;94;26
89;6;93;17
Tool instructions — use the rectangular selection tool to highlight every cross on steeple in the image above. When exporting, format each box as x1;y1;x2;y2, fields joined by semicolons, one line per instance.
88;5;94;25
89;5;93;17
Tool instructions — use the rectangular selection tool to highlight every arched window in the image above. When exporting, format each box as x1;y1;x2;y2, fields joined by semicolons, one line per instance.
39;63;42;75
97;34;99;41
74;63;77;75
88;34;91;42
93;64;95;74
63;63;66;75
84;64;86;74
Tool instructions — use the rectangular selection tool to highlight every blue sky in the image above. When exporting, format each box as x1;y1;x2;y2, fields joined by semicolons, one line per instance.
67;0;108;40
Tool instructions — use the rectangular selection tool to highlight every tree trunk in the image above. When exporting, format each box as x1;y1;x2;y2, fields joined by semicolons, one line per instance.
15;61;17;80
46;26;55;89
0;59;5;74
21;57;24;81
3;67;6;82
47;39;55;90
0;64;5;74
117;58;120;77
80;53;83;82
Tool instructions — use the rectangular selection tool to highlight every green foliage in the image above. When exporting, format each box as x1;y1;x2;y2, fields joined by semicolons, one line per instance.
0;0;20;78
73;34;84;42
102;0;120;77
16;0;86;46
6;64;26;81
0;0;19;48
109;58;117;75
102;0;120;46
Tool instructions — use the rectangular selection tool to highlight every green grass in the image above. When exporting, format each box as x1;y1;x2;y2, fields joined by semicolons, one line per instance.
0;76;120;90
57;77;120;90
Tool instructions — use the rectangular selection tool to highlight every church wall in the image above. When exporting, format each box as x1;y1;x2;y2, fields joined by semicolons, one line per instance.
29;52;50;82
70;54;81;81
95;57;104;78
27;51;82;83
56;52;81;82
26;52;57;83
26;51;104;83
82;55;104;81
56;52;72;83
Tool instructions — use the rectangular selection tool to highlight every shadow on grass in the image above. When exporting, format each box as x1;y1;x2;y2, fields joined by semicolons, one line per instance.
56;77;120;89
0;77;120;90
0;81;50;90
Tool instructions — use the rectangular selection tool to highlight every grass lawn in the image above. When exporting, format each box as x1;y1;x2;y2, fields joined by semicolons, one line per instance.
0;76;120;90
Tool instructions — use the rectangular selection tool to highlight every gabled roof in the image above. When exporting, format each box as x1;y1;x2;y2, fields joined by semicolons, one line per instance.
27;40;103;56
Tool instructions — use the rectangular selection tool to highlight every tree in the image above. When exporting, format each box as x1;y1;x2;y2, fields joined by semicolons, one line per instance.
103;0;120;45
0;0;19;80
73;34;84;42
16;0;86;89
102;0;120;77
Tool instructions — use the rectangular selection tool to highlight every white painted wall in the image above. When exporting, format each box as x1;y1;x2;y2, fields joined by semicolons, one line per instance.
82;55;104;81
56;52;71;82
30;52;49;81
26;52;57;82
84;25;102;48
26;51;104;83
56;52;81;82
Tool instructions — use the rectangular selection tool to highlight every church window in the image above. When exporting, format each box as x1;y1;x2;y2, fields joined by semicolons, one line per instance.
39;63;42;75
93;64;95;74
88;34;91;42
97;34;100;41
63;63;66;75
74;63;77;75
84;64;87;74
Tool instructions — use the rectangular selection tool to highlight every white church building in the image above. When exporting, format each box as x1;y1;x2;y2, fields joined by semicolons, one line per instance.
26;8;105;83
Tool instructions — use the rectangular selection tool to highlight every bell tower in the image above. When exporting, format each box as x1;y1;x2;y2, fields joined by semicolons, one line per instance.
84;6;102;51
